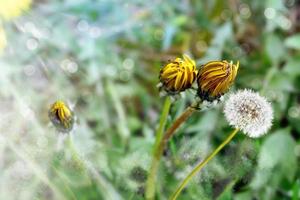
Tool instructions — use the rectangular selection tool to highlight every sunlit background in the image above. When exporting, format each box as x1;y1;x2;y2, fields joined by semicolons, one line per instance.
0;0;300;199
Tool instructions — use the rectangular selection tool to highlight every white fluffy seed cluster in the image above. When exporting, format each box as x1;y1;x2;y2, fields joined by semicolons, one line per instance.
224;89;273;138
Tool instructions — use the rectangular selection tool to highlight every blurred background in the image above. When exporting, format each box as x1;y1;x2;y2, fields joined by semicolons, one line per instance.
0;0;300;199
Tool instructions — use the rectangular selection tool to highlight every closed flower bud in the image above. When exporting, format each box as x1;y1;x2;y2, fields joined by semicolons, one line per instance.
197;60;239;101
48;100;74;133
159;54;197;95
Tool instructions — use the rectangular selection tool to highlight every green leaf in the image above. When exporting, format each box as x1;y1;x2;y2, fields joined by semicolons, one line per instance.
200;22;233;63
268;72;294;91
265;34;285;65
283;56;300;76
251;128;297;190
284;34;300;50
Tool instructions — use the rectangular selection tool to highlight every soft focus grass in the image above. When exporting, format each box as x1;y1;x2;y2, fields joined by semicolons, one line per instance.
0;0;300;200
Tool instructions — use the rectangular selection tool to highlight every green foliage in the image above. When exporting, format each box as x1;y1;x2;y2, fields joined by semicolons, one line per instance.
0;0;299;200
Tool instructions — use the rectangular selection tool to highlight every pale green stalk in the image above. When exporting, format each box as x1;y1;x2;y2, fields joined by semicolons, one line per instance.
145;97;172;200
2;136;66;200
153;97;172;152
169;128;239;200
67;133;123;200
146;101;197;200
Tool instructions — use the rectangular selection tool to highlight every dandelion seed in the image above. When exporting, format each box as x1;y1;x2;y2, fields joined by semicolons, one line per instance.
159;54;197;95
224;89;273;137
129;166;147;183
48;100;74;133
197;60;239;101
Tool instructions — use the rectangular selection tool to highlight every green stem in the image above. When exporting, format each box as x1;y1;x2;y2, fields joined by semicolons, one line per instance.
67;134;122;200
153;97;172;152
169;128;239;200
146;103;196;200
145;97;172;200
67;134;85;170
2;136;66;200
104;78;130;144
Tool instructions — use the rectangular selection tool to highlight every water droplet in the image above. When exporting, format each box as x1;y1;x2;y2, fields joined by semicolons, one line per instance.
89;26;101;38
240;4;251;19
264;8;276;19
288;106;300;118
26;38;38;50
66;61;78;73
24;65;35;76
278;16;292;30
61;59;78;73
77;20;89;32
123;58;135;70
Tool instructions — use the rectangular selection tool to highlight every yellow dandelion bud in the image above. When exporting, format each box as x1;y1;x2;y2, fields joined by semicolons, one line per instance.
0;0;32;20
197;60;239;100
159;54;197;94
48;100;74;133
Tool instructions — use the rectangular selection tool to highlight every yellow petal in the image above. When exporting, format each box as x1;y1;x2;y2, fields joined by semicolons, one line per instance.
183;54;196;67
174;72;183;91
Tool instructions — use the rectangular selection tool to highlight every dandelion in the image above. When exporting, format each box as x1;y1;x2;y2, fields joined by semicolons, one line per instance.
197;60;239;101
224;89;273;138
0;0;31;20
159;54;197;95
48;100;74;133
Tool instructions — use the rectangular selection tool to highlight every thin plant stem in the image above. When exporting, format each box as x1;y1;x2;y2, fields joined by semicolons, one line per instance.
169;128;239;200
67;133;122;200
145;97;172;200
153;97;172;153
104;78;130;144
67;133;85;170
52;166;78;200
146;103;197;200
1;136;67;200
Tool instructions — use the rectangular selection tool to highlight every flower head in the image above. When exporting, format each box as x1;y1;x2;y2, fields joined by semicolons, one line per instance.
48;100;74;133
197;60;239;101
159;54;197;95
0;0;32;20
224;89;273;138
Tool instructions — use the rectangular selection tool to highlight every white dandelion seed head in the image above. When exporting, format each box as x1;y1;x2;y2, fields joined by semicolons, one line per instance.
224;89;273;138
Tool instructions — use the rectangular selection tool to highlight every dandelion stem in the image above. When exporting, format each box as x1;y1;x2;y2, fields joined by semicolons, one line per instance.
169;128;239;200
67;133;122;200
146;101;197;200
67;133;85;170
146;97;172;200
153;97;172;152
161;105;196;143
